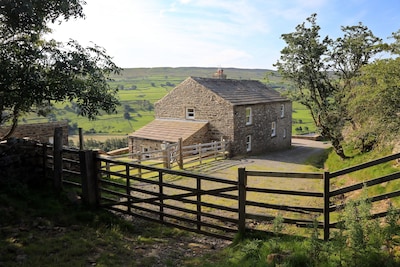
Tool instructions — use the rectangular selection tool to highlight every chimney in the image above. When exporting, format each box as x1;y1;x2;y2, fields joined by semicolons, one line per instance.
213;68;227;79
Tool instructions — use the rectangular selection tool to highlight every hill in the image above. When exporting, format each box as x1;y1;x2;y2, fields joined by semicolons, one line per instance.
19;67;313;143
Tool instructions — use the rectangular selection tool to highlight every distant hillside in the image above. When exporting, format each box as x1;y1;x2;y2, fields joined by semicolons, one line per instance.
112;67;275;81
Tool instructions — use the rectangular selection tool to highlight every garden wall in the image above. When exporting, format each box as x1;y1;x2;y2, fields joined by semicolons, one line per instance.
0;121;68;145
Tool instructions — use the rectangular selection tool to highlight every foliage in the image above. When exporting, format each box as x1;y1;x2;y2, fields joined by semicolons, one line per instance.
347;56;400;152
0;0;120;140
275;13;382;158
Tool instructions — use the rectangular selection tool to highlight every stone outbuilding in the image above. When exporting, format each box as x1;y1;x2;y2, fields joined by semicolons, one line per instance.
129;75;292;156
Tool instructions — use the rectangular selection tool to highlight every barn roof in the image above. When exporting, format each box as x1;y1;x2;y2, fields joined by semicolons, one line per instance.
190;77;288;105
128;119;208;143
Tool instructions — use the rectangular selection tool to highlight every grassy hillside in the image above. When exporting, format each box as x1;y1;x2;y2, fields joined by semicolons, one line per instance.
20;67;313;141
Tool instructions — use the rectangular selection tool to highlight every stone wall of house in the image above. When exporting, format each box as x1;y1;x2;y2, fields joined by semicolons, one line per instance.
232;101;292;155
155;77;234;142
0;121;69;145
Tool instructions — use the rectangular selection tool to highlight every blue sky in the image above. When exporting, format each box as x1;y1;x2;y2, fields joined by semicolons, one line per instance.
49;0;400;70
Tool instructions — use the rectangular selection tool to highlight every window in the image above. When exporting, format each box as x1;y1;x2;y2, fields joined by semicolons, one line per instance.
280;104;285;118
283;128;287;139
271;121;276;137
186;108;195;119
245;107;252;125
246;135;252;152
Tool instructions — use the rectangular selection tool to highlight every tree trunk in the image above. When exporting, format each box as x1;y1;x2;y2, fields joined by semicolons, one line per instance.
332;138;348;159
0;112;19;141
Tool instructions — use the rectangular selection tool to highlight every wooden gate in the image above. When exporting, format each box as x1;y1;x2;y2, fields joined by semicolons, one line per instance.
97;157;239;240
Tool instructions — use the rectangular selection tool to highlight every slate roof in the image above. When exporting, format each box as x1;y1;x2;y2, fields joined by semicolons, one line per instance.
190;77;288;105
129;119;208;142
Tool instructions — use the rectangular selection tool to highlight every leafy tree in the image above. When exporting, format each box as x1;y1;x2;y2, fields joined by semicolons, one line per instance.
347;45;400;151
0;0;120;140
275;14;381;158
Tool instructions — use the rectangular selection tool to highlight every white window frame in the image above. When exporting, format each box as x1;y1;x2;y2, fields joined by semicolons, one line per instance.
186;108;195;119
246;135;252;152
280;104;285;118
271;121;276;137
245;107;252;125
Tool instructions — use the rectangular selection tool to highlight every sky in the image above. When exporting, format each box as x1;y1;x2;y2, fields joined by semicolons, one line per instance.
48;0;400;70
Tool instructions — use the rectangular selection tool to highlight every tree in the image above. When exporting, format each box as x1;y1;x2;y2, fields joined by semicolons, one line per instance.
0;0;120;140
346;44;400;151
275;14;381;159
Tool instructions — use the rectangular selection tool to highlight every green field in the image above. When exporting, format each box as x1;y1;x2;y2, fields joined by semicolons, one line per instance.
20;67;315;140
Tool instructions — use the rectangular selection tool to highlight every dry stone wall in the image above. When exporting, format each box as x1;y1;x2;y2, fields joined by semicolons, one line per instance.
0;138;44;186
0;121;68;145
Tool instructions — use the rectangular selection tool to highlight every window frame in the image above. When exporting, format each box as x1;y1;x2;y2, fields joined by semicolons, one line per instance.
245;107;252;125
271;121;276;137
246;135;252;152
280;104;285;118
186;107;195;119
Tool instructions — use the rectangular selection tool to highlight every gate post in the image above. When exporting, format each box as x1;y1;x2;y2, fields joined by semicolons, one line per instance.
53;127;63;192
323;171;330;241
80;150;100;207
238;167;247;235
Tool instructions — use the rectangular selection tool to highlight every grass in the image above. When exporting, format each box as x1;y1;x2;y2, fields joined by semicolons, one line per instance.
18;67;315;143
0;182;199;267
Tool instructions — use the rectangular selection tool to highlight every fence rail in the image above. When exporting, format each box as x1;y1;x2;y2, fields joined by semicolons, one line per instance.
111;139;228;169
36;128;400;241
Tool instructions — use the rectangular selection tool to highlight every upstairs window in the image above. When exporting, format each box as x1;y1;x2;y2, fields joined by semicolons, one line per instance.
280;104;285;118
271;121;276;137
245;107;252;125
186;108;195;119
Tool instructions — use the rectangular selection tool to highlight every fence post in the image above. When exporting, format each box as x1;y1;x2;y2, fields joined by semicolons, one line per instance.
80;150;100;208
213;141;217;160
178;138;183;169
159;171;164;222
126;165;131;214
53;127;63;192
238;167;247;235
78;128;84;150
42;144;48;180
323;171;330;241
197;176;201;231
137;152;142;178
198;143;202;165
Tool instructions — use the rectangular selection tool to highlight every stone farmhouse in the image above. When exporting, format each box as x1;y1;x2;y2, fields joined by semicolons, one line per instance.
128;72;292;156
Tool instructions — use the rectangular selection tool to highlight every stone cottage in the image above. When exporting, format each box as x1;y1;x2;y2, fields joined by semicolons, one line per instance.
128;74;292;156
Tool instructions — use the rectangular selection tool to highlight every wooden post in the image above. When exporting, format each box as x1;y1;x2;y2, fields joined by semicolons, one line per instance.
197;176;201;231
159;171;164;222
323;171;330;241
198;143;202;165
178;138;183;169
126;165;131;213
80;150;100;207
162;147;167;168
137;152;142;178
238;167;247;235
213;141;217;160
78;128;84;150
53;127;63;192
166;145;171;169
42;144;48;180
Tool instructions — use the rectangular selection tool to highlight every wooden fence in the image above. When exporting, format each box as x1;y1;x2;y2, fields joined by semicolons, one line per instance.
108;138;229;170
38;128;400;241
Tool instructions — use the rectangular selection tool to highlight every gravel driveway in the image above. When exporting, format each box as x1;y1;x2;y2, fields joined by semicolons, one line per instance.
191;138;332;177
